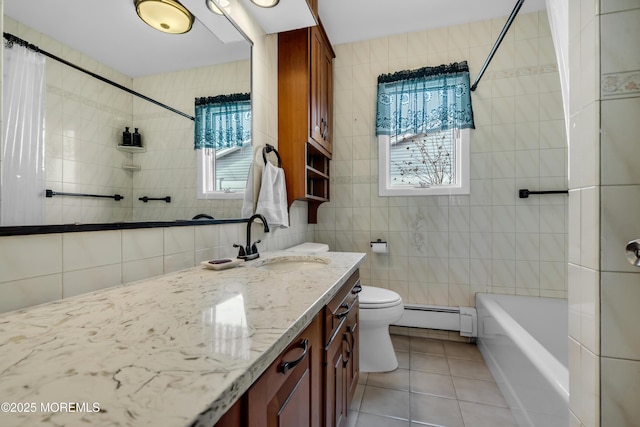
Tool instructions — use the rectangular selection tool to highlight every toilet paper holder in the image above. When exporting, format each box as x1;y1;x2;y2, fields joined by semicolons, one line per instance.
370;238;389;253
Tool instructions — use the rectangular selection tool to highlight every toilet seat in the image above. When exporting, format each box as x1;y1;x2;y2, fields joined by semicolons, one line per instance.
359;286;402;309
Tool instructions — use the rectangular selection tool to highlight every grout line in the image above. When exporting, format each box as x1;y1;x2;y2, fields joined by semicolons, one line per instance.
356;335;513;426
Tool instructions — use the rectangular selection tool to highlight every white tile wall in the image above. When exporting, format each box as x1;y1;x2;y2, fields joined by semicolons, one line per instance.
0;275;62;314
600;9;640;75
601;357;640;426
0;234;62;282
62;230;121;272
63;264;122;298
601;97;640;185
316;11;568;306
122;228;164;261
122;258;164;284
601;272;640;360
569;0;640;425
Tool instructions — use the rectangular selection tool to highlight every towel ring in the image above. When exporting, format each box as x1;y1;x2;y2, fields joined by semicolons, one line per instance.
262;144;283;168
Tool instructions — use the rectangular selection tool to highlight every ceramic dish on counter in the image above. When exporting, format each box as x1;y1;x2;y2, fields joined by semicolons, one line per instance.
200;258;244;270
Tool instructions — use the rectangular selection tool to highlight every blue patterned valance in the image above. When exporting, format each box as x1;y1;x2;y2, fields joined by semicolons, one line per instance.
375;62;475;138
194;93;251;150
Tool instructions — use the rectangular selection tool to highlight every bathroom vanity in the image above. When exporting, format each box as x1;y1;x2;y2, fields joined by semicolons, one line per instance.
220;270;360;427
0;250;365;427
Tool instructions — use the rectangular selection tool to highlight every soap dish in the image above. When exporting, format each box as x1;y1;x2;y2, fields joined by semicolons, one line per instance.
201;258;243;271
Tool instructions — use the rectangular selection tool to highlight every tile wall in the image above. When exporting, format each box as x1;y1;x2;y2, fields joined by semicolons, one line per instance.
568;1;640;426
0;0;312;314
316;11;569;307
131;60;251;221
3;16;135;225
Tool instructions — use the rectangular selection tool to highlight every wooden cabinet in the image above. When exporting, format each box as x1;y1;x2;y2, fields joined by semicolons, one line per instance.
324;272;360;427
213;271;361;427
246;314;323;427
310;26;333;155
278;23;335;224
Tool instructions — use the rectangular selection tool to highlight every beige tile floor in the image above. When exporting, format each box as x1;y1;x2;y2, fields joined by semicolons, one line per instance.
346;335;518;427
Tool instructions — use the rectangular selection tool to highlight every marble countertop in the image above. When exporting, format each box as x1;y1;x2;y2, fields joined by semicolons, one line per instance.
0;250;366;427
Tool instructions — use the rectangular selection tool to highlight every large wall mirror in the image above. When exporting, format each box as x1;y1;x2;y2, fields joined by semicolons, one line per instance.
1;0;252;229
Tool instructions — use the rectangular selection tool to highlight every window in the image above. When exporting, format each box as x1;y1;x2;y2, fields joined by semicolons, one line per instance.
194;93;251;199
376;62;474;196
197;143;253;199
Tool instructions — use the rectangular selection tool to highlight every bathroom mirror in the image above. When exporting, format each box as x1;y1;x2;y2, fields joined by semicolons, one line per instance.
1;0;252;229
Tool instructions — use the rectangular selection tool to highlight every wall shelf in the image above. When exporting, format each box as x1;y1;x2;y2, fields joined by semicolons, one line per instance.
117;145;146;153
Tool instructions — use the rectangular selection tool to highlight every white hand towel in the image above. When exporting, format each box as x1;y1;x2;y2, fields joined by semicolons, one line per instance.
255;161;289;228
241;162;256;218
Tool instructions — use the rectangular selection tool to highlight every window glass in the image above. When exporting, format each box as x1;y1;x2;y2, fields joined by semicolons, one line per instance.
194;93;251;199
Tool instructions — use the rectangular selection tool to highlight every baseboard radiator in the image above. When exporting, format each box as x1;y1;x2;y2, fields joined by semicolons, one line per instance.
392;304;478;337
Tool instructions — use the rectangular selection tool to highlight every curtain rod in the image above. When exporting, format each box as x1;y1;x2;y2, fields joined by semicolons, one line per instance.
3;32;195;121
470;0;525;91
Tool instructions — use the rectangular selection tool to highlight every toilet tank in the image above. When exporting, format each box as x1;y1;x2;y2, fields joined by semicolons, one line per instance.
286;242;329;253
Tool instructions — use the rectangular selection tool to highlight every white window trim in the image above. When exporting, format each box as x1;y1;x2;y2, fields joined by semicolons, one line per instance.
378;128;470;197
196;149;245;200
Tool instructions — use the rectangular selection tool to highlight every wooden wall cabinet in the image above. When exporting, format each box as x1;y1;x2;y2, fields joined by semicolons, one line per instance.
278;23;335;224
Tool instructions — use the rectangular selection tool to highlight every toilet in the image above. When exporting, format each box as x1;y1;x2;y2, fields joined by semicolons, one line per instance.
286;242;404;373
358;285;404;372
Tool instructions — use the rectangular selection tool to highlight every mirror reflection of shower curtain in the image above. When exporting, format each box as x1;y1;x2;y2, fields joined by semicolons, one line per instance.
1;43;46;226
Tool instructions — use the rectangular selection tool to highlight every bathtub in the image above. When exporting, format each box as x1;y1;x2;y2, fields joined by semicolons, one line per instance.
475;293;569;427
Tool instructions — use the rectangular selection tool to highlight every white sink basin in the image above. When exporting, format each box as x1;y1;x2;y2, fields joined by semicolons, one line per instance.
254;256;330;271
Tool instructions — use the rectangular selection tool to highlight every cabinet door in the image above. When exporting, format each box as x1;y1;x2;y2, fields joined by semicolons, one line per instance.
325;319;347;427
310;27;324;148
213;398;242;427
319;40;333;154
248;315;322;427
310;27;333;155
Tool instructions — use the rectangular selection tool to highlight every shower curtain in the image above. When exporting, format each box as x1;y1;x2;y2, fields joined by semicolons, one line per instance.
545;0;570;139
1;42;46;226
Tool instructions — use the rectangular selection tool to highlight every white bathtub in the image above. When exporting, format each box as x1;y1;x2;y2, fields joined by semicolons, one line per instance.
476;293;569;427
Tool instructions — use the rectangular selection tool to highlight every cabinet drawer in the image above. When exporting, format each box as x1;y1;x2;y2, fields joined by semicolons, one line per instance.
246;314;323;427
324;271;361;344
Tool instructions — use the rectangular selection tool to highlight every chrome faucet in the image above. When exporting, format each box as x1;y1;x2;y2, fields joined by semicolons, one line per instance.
235;214;270;260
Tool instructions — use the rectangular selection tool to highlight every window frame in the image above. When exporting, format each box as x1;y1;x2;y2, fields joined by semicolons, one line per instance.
378;128;470;196
196;145;252;200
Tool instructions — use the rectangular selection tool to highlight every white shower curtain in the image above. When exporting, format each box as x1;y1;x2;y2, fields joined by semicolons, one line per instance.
545;0;570;139
1;42;46;226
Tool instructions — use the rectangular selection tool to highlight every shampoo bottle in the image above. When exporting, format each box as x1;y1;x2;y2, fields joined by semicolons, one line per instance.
122;127;132;146
133;128;142;147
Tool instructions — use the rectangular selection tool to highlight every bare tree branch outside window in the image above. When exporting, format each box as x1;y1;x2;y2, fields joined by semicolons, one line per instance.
392;131;454;187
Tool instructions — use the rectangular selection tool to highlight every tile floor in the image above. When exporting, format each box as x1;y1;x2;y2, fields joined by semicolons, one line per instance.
346;335;518;427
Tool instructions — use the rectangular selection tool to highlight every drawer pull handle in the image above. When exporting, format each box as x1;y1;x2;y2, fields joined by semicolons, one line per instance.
343;331;352;366
351;283;362;294
335;302;354;319
279;339;309;374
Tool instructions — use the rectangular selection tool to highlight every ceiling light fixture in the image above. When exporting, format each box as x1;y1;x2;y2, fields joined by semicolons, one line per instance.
206;0;230;15
250;0;279;8
135;0;194;34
